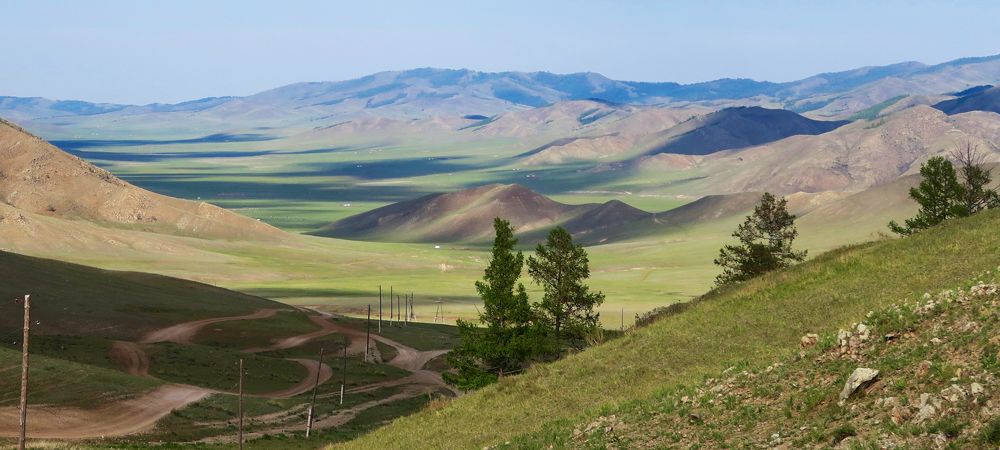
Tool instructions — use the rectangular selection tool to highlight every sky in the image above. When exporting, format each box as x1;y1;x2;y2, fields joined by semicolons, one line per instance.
3;0;1000;104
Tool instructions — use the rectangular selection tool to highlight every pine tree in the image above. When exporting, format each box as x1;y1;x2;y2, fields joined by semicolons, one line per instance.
445;218;537;389
714;192;806;287
889;156;967;236
527;227;604;349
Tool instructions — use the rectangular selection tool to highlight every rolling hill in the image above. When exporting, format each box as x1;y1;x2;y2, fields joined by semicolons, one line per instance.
642;106;849;156
934;85;1000;115
623;105;1000;196
0;251;289;341
313;184;598;243
0;117;283;241
316;184;772;245
340;207;1000;449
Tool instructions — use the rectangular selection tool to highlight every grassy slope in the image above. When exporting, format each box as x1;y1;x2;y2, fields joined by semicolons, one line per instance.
0;251;289;341
521;272;1000;448
340;209;1000;449
0;347;160;407
0;250;313;407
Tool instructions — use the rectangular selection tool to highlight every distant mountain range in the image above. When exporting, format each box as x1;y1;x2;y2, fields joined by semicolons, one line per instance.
5;54;1000;124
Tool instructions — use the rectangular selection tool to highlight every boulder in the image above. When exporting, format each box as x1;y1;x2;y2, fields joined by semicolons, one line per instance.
838;368;879;405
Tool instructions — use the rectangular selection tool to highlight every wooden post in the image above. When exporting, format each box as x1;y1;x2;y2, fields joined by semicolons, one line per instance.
340;335;348;405
365;304;371;362
404;294;408;326
305;348;325;437
410;293;414;322
18;295;30;450
621;307;624;331
238;358;244;450
389;286;394;323
378;285;382;334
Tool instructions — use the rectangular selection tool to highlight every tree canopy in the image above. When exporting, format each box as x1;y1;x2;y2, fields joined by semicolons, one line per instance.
714;192;806;286
527;227;605;348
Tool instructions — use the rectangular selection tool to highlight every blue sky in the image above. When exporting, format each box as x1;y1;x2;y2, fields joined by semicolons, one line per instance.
3;0;1000;104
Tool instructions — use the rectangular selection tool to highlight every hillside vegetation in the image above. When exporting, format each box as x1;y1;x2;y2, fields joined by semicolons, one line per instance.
0;250;287;340
340;209;1000;448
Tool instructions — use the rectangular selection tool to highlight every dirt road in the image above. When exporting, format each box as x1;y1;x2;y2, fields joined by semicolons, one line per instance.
140;308;278;344
243;314;342;353
1;308;455;440
323;318;460;396
0;384;208;438
261;358;333;399
109;340;150;377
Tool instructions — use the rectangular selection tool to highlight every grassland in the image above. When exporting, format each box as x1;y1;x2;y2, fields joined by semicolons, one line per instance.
144;343;307;394
0;251;287;341
192;310;321;349
0;347;160;407
338;208;1000;448
18;127;909;334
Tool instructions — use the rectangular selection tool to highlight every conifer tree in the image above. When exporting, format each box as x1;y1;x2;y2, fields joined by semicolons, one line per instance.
527;227;604;348
445;218;536;389
714;192;806;286
889;156;967;236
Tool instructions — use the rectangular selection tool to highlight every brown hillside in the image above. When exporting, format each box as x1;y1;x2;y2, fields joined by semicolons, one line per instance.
633;106;1000;196
0;118;283;241
313;184;588;243
642;106;849;156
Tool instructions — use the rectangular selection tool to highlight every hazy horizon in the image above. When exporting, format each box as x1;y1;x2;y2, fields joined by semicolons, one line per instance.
4;0;1000;104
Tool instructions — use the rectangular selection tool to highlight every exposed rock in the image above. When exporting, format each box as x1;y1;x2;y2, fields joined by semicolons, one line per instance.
838;368;879;405
915;404;936;423
799;333;819;348
971;382;985;396
940;384;966;403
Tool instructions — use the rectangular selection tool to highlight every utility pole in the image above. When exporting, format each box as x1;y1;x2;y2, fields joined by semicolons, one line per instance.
365;304;371;362
238;358;244;450
18;295;30;450
378;285;382;334
305;348;325;438
340;335;348;405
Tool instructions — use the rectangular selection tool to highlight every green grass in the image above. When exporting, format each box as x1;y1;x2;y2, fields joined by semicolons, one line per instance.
0;334;118;371
340;317;461;351
338;209;1000;449
258;333;348;359
0;346;159;407
0;251;286;341
145;343;307;395
193;310;321;350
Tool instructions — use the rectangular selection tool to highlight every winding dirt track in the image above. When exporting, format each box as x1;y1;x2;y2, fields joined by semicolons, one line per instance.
260;358;333;399
244;315;342;353
0;308;454;440
0;385;209;439
140;308;279;344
